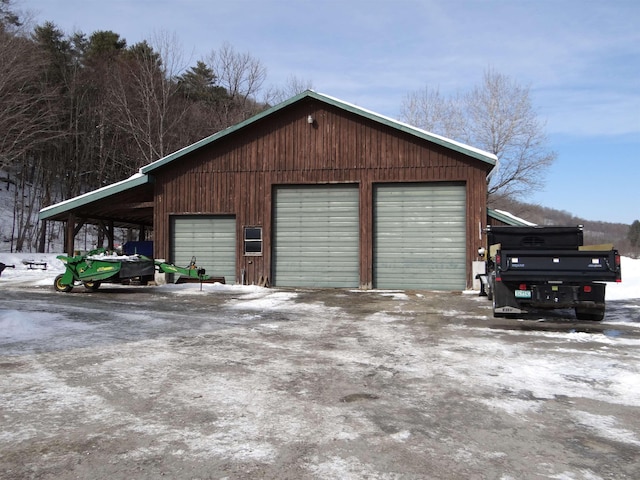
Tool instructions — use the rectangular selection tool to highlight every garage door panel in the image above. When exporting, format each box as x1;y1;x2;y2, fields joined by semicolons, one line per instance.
274;185;359;288
172;216;236;283
374;184;466;290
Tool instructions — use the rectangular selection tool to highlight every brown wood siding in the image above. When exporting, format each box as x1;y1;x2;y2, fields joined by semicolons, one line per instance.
152;98;491;288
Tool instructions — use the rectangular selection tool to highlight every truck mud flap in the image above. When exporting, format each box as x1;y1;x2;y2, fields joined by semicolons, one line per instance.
492;279;526;317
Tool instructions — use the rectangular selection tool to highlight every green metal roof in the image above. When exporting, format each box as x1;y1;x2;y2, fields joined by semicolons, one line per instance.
487;208;535;226
38;173;152;221
141;90;497;174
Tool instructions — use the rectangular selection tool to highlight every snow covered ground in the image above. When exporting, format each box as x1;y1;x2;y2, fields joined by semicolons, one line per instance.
1;252;639;478
0;251;637;350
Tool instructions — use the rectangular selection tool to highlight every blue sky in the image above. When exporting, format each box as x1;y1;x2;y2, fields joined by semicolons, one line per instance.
19;0;640;224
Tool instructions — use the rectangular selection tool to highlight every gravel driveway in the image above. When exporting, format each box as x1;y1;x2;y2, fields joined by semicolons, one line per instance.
1;284;639;479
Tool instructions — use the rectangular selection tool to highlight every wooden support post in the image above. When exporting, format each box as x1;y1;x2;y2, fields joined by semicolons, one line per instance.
107;221;114;250
97;221;105;248
66;214;76;255
96;220;115;250
37;220;46;253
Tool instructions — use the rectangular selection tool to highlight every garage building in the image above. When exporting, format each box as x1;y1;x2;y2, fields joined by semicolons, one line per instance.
40;91;497;290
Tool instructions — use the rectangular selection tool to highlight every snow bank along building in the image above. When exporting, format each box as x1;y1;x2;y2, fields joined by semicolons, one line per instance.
40;90;503;290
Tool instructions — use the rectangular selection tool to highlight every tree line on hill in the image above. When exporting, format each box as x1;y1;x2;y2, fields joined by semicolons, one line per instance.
1;1;306;251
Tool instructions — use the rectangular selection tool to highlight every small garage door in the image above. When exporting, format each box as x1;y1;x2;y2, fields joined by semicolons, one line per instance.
374;183;466;290
273;185;359;287
171;216;236;283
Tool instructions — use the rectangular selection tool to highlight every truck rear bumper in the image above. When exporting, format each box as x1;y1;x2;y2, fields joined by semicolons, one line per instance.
502;282;606;310
494;305;527;315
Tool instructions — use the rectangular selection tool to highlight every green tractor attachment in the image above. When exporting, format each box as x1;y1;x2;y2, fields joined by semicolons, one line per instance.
54;248;210;293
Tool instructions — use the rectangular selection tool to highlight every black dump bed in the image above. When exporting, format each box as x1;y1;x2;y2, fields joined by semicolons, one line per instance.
487;225;621;284
487;225;583;250
496;249;620;283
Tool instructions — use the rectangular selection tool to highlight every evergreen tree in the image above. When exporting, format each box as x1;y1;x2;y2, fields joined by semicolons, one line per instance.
177;60;228;103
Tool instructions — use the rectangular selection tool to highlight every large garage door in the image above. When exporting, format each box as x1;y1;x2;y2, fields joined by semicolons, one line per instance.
171;216;236;283
374;183;466;290
273;185;359;287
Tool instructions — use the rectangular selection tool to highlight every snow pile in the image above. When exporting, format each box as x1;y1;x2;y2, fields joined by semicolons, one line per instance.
86;252;149;262
606;256;640;300
169;283;264;296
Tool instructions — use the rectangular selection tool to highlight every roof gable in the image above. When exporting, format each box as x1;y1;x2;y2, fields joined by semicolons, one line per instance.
140;90;497;175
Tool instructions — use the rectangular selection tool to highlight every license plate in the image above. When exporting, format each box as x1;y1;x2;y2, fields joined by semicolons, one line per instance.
515;290;532;299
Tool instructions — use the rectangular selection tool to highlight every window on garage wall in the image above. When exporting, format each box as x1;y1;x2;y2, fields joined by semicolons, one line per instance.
244;226;263;256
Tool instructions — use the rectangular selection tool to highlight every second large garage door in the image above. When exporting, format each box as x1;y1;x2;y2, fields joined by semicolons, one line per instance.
374;183;466;290
171;216;236;284
273;185;359;287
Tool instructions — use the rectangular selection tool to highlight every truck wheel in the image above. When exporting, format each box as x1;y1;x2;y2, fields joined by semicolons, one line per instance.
54;275;73;293
575;307;605;321
83;281;101;291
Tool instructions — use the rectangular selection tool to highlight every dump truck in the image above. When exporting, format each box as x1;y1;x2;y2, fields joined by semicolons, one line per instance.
481;225;621;321
54;248;210;292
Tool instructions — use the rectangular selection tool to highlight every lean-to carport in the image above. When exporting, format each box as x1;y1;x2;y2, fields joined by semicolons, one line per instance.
38;173;154;254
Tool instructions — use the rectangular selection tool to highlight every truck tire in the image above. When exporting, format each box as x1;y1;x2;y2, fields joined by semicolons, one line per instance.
54;274;73;293
575;306;605;321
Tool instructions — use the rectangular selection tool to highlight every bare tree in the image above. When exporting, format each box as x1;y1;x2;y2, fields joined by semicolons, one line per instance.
466;70;556;204
265;74;314;105
204;42;267;125
399;86;465;140
400;69;556;204
0;8;68;252
105;31;191;168
0;27;60;171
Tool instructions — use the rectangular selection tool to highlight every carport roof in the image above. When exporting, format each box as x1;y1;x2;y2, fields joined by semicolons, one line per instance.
140;90;497;174
38;173;154;227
